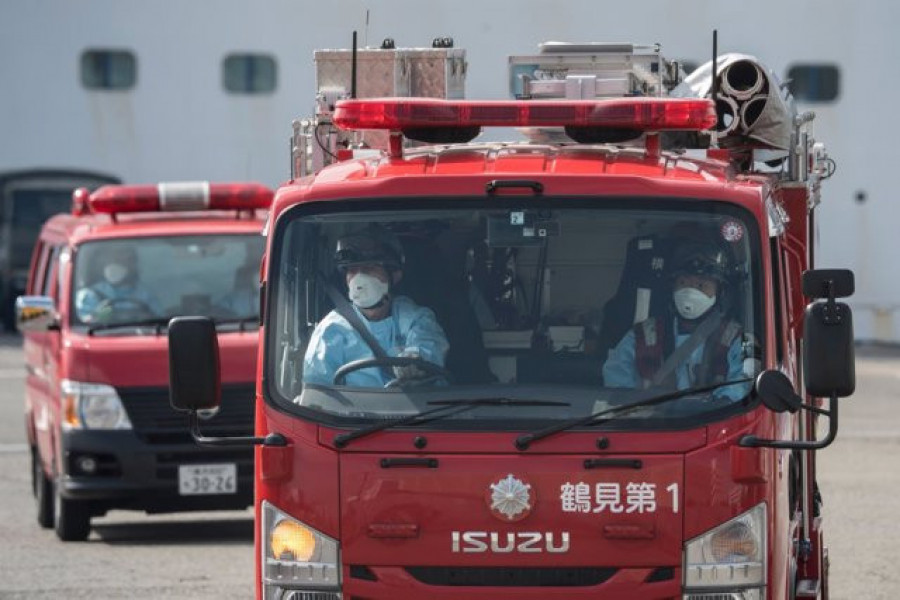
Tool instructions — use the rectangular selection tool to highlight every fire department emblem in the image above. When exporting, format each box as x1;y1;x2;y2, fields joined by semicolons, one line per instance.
720;220;745;243
486;474;534;522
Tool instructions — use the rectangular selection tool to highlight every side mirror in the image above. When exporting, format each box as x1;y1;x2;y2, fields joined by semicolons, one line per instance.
168;316;221;412
803;269;855;398
15;296;59;333
754;370;803;413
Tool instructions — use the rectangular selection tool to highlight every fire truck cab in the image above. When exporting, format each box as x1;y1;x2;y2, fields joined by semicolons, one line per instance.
18;181;271;541
170;42;855;599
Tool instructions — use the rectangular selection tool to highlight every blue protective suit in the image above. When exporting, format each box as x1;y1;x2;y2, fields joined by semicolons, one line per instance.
75;281;163;322
302;295;449;387
602;317;748;401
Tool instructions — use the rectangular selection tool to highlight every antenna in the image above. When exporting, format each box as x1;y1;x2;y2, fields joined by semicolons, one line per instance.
710;29;719;148
364;9;370;48
351;30;358;99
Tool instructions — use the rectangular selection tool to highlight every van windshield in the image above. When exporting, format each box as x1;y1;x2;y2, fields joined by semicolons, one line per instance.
71;234;264;332
267;199;763;430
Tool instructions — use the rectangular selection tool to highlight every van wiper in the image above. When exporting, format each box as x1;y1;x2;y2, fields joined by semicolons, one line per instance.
514;378;753;450
333;398;569;448
213;316;259;331
87;317;171;335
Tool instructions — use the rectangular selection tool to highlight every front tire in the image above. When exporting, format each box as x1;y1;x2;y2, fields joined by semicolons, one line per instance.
53;476;91;541
33;449;54;529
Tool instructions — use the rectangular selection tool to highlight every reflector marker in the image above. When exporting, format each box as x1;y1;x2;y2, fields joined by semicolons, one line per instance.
158;181;210;211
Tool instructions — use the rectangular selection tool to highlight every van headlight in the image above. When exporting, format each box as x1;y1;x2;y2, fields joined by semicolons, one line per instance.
61;380;132;430
262;501;341;599
683;502;766;599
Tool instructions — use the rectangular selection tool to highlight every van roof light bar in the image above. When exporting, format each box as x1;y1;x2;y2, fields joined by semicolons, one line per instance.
88;182;274;215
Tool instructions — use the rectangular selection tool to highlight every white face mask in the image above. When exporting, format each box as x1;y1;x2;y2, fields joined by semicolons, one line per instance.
347;272;389;309
673;287;716;320
104;263;128;285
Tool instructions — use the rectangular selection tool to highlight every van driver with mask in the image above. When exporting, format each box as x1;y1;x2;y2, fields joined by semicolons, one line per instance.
302;227;449;388
75;245;163;323
602;240;747;400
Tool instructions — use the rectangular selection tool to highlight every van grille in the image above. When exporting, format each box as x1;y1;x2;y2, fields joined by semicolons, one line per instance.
404;567;617;587
118;384;255;444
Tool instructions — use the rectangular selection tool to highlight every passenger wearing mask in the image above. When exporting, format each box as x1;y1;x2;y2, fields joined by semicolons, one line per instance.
302;227;449;387
602;241;747;400
75;246;162;323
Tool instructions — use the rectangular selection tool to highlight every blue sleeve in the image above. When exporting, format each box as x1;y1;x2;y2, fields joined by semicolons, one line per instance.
714;336;751;401
602;329;640;389
400;304;449;367
135;287;163;315
75;288;101;321
302;320;348;386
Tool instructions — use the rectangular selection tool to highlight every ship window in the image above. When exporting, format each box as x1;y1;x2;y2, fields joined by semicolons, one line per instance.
786;64;840;102
81;50;137;90
223;54;277;94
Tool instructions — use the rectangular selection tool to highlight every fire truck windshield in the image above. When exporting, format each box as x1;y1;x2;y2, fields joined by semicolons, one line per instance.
72;234;264;333
267;199;762;431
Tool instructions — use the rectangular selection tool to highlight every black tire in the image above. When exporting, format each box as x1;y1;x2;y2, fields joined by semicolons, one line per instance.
34;449;54;529
53;477;91;542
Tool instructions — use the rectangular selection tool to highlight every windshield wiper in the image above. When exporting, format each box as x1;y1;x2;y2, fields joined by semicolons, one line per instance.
333;398;569;448
213;316;259;331
87;317;171;335
514;378;753;450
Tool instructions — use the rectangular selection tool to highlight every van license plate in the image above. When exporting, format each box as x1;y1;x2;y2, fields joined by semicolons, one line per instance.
178;464;237;495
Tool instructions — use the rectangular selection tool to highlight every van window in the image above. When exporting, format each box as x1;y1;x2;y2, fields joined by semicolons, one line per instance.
81;49;137;90
42;247;61;299
71;234;265;330
223;54;277;94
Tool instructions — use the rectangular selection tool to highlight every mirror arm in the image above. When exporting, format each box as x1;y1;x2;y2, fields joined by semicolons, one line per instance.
739;393;838;449
188;412;288;447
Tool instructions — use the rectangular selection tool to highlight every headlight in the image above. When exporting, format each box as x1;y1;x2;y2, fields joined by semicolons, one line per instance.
61;380;132;430
262;501;340;599
683;502;766;596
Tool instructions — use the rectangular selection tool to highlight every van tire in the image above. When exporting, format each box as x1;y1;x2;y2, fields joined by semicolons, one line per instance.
53;477;91;541
34;449;54;529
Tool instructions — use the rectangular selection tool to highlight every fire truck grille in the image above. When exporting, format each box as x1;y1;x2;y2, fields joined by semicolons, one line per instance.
404;566;617;587
118;384;255;444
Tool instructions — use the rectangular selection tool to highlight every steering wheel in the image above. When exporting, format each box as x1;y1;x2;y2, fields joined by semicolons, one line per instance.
94;297;156;318
333;355;453;387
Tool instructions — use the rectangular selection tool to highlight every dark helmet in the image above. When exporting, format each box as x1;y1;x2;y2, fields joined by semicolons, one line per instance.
334;226;405;272
668;240;732;284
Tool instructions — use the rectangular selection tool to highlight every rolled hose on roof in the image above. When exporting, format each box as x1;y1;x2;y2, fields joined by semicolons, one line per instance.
720;59;766;101
740;94;769;132
714;94;740;135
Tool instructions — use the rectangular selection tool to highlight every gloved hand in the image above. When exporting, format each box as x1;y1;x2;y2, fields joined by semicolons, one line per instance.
393;351;426;380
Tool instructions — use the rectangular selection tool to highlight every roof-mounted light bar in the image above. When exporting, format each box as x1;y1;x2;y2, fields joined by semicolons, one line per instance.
88;182;274;215
333;97;717;132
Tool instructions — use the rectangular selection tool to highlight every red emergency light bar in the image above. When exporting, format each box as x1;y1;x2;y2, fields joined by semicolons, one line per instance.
88;182;273;215
333;97;717;132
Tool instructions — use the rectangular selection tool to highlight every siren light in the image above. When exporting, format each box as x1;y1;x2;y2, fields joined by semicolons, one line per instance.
333;97;717;132
88;182;273;215
71;187;92;216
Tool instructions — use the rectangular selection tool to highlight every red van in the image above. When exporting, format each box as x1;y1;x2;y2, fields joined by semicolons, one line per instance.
17;181;271;541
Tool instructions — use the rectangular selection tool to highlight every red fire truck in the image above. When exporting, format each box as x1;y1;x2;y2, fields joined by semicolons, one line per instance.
18;181;271;541
169;43;854;599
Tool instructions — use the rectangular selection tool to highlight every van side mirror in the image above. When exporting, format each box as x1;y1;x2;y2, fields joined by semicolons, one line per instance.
168;316;221;412
15;296;60;333
803;269;855;398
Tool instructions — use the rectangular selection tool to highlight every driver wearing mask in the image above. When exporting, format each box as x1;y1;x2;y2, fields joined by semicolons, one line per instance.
302;227;449;387
75;246;162;323
602;240;746;400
